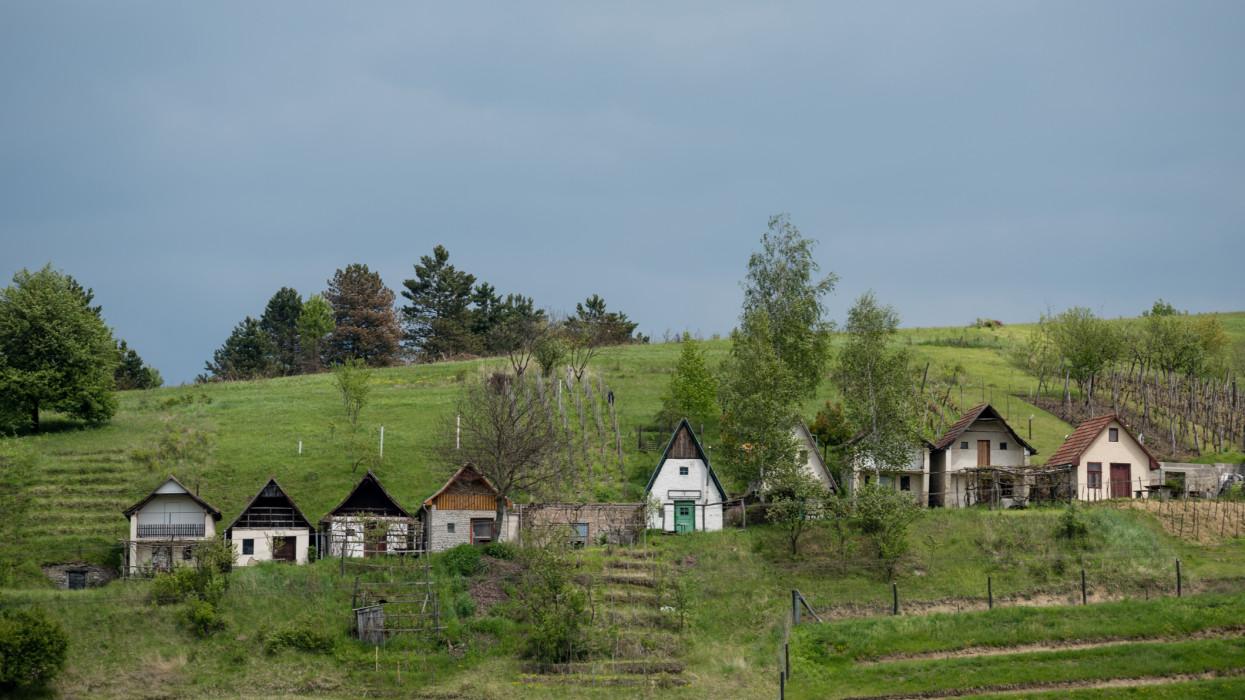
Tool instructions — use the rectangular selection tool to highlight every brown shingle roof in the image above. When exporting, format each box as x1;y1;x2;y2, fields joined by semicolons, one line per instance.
932;403;1037;454
1046;414;1160;470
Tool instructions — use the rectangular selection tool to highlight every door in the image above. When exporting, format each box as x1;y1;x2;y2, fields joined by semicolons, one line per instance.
977;440;991;467
272;536;296;562
365;523;387;557
673;501;695;533
1110;463;1132;498
67;571;87;590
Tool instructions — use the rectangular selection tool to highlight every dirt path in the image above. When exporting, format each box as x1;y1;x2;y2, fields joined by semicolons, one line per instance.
858;625;1245;665
845;668;1245;699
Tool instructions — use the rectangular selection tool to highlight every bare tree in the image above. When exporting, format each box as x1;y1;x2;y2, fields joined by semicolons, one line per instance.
563;318;602;382
446;372;570;535
489;307;548;378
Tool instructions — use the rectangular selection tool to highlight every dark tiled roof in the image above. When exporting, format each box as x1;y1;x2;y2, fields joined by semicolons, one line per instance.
1046;414;1160;470
932;403;1037;454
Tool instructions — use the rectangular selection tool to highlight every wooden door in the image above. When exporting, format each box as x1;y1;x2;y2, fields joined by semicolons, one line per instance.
272;536;296;562
1110;463;1132;498
365;524;386;557
674;501;695;533
977;440;991;467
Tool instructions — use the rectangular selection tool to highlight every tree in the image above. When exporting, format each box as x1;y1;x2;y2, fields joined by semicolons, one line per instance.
533;335;567;377
718;311;803;489
332;359;374;472
323;264;401;367
742;214;836;397
204;317;275;381
855;483;920;578
657;334;718;428
572;294;638;346
1137;300;1230;378
487;295;547;377
400;245;478;359
1044;307;1122;398
0;266;118;432
0;606;69;691
260;287;303;376
835;293;919;472
448;373;569;536
114;339;162;390
809;401;853;455
765;460;828;557
296;294;335;372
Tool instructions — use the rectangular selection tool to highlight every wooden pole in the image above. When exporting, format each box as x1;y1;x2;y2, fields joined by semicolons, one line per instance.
988;576;993;610
1176;559;1182;597
892;582;899;615
1081;568;1087;605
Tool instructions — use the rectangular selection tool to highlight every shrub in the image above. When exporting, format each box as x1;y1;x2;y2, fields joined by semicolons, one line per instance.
150;567;200;605
518;544;590;663
443;544;483;577
181;599;225;638
0;607;68;690
1057;502;1090;543
855;483;920;578
263;620;337;655
482;541;517;561
454;594;476;619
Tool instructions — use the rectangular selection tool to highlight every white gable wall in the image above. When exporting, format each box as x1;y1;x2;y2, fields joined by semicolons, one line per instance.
1074;420;1156;501
231;527;311;566
645;457;724;532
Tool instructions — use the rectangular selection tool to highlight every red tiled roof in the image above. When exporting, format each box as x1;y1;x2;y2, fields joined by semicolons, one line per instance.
932;403;1037;454
1045;414;1160;470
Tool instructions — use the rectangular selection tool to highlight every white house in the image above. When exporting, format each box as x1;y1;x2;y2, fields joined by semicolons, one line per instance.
928;403;1037;507
320;471;416;558
644;419;727;533
226;478;314;566
121;475;221;576
793;423;839;493
420;464;518;552
1045;414;1160;501
847;438;932;504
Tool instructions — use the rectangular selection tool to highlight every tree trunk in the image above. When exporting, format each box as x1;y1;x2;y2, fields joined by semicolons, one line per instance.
495;499;508;543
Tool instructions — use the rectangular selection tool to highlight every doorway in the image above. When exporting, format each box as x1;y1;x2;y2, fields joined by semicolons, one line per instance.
977;440;991;467
1110;463;1132;498
674;501;695;533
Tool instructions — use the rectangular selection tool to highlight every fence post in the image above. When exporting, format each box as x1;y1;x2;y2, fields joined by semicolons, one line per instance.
792;590;800;625
785;642;790;678
780;670;785;700
892;582;899;615
1081;568;1087;605
1176;559;1182;597
988;576;993;610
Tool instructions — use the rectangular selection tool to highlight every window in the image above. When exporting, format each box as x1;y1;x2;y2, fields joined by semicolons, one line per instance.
679;466;689;476
242;539;254;555
1000;442;1008;451
446;522;455;534
471;519;494;544
1088;462;1102;489
182;546;194;561
900;476;911;492
1109;428;1119;442
960;441;969;450
570;523;589;548
1000;476;1014;498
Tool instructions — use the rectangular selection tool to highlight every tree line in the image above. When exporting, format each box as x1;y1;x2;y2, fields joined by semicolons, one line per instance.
202;246;644;382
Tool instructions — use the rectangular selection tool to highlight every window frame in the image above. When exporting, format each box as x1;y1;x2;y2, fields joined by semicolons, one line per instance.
241;538;254;556
899;475;911;492
470;518;494;544
678;465;689;476
1000;442;1008;451
1087;462;1103;489
960;441;969;450
1109;428;1119;442
446;522;455;534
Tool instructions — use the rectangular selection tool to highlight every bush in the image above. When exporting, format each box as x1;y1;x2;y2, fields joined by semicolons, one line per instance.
482;541;517;561
180;599;224;638
149;538;235;606
263;620;337;655
518;545;590;663
150;567;200;605
0;607;68;690
854;483;920;578
443;544;483;577
454;594;476;619
1057;502;1090;543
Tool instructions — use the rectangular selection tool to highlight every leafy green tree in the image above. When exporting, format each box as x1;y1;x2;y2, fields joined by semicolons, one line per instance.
0;606;68;690
114;339;163;390
260;287;303;376
719;311;803;489
488;295;547;376
572;294;638;345
742;214;836;397
1044;307;1122;397
296;294;335;372
835;293;919;472
0;266;118;432
1137;300;1230;378
332;358;375;472
533;335;567;377
809;401;853;453
855;482;920;579
324;264;401;367
765;460;828;557
400;245;479;359
657;334;719;428
204;317;275;380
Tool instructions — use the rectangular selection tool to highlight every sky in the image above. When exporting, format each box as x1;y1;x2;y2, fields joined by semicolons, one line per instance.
2;2;1243;385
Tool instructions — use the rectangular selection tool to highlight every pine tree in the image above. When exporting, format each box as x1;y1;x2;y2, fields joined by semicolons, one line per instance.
115;340;162;390
657;334;718;427
260;287;303;376
324;264;400;367
204;317;276;380
0;266;118;432
400;246;477;359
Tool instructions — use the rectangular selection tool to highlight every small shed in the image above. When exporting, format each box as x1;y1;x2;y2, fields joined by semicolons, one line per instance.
420;464;516;552
227;478;315;566
320;471;416;558
1046;414;1160;501
121;475;222;576
644;419;727;533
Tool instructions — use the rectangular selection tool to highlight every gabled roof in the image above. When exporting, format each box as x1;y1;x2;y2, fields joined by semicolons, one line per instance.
643;418;728;500
1046;414;1160;470
122;475;222;519
423;464;513;508
225;477;314;531
794;423;839;492
320;471;411;522
932;403;1037;454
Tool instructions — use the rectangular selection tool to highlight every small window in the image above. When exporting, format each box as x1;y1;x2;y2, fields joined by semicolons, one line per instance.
446;522;456;534
570;523;589;548
899;476;911;492
182;546;194;561
1000;477;1014;498
242;539;254;555
960;441;969;450
471;519;494;544
1088;462;1102;489
679;466;689;476
1109;428;1119;442
1000;442;1008;451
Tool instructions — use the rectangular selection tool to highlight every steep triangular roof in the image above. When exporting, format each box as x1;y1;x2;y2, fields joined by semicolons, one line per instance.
643;418;727;500
321;471;411;522
226;478;314;531
423;464;513;508
932;403;1037;454
122;475;222;519
1046;414;1160;470
794;423;839;492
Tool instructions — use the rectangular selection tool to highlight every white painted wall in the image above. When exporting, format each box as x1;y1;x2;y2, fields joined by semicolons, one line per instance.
645;457;724;532
945;428;1030;473
230;527;311;566
324;517;412;558
851;447;929;503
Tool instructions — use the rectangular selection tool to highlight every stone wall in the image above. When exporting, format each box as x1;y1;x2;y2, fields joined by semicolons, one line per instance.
42;562;115;589
518;503;645;546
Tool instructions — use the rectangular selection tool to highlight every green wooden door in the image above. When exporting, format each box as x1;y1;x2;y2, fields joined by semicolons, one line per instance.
674;501;695;533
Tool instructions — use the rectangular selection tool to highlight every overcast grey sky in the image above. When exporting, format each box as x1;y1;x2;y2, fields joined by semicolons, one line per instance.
2;2;1243;385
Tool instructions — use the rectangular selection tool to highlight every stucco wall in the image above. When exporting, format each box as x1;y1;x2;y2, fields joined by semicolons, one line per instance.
1073;420;1156;501
231;527;311;566
645;457;725;531
324;518;412;558
946;428;1029;472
